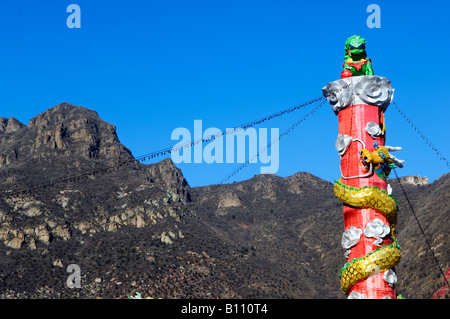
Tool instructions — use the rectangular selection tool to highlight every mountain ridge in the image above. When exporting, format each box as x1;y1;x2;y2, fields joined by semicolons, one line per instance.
0;103;448;299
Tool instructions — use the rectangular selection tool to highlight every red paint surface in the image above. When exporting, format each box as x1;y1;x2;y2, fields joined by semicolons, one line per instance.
432;267;450;299
338;104;396;299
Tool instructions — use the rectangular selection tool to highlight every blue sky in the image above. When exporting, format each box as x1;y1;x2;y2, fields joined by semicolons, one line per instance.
0;0;449;187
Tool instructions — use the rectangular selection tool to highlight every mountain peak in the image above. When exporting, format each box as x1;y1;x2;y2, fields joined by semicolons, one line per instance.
0;117;26;134
28;102;100;129
0;102;132;168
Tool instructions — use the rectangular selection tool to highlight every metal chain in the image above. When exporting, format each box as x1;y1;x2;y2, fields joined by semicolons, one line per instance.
219;99;326;184
393;101;450;170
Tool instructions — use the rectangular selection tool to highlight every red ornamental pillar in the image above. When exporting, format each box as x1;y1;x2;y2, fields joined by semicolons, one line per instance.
323;75;402;299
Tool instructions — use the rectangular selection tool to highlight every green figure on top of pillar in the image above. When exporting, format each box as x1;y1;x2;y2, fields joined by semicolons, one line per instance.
341;35;374;78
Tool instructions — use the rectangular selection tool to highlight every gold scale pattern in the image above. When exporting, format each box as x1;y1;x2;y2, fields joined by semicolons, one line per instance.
334;180;401;295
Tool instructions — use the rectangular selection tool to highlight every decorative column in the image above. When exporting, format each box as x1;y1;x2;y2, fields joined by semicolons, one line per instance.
323;75;403;299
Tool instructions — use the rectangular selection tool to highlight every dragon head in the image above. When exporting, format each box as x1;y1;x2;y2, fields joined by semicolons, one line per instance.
344;35;368;60
360;148;373;163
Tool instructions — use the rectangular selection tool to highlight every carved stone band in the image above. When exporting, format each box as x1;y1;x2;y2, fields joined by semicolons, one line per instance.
322;75;394;114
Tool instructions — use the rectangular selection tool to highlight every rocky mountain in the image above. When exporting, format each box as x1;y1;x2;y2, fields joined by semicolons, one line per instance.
0;103;448;299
